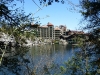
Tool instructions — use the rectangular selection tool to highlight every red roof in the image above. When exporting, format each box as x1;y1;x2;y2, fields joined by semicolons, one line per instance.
47;22;53;26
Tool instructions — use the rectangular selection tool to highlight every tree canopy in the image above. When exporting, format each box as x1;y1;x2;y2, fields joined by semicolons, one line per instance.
80;0;100;30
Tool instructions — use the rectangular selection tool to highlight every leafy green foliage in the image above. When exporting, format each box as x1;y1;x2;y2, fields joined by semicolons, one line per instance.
0;1;38;74
0;47;30;75
80;0;100;29
79;0;100;75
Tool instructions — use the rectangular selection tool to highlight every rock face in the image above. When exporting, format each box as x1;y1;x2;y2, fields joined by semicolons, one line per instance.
0;32;68;47
59;39;68;45
0;33;16;46
23;38;58;46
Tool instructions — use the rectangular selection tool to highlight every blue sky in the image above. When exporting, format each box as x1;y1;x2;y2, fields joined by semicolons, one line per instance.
16;0;82;30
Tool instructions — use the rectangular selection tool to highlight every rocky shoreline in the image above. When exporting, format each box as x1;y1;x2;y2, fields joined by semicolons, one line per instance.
0;33;68;47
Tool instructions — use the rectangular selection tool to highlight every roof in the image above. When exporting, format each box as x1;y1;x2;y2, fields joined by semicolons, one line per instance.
54;26;61;30
39;25;48;28
30;23;40;28
67;30;84;34
47;22;53;26
59;25;66;28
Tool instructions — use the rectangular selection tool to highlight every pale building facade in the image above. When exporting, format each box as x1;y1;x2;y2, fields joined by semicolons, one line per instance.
38;22;55;39
31;22;67;40
54;26;61;40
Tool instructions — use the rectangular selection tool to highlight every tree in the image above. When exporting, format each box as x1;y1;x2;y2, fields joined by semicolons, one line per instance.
79;0;100;74
80;0;100;30
0;0;66;26
0;1;37;75
80;0;100;51
0;0;25;22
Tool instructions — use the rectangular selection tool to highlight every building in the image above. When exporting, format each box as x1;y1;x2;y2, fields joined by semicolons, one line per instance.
47;22;54;39
38;25;48;39
54;26;61;40
30;22;67;40
59;25;67;35
38;22;55;39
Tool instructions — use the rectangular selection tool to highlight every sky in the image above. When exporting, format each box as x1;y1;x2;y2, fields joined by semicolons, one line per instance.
16;0;83;30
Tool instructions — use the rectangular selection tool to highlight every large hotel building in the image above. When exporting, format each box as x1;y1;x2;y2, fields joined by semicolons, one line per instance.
31;22;67;40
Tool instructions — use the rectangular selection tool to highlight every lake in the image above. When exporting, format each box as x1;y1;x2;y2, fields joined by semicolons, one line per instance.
26;44;79;74
29;44;78;64
0;44;79;75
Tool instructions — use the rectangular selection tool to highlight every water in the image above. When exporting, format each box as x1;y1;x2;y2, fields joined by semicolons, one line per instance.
29;44;77;65
26;44;79;74
0;44;79;75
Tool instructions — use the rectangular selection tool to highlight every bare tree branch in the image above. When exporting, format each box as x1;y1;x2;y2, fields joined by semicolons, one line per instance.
32;0;42;10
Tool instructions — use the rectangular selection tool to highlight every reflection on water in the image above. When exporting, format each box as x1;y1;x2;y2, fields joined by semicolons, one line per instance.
0;44;79;75
28;44;79;74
